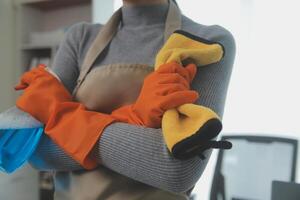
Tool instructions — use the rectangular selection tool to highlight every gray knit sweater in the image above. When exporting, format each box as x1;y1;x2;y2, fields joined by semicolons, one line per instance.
27;3;235;194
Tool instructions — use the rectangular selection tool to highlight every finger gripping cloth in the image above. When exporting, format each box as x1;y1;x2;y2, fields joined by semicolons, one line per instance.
156;30;232;159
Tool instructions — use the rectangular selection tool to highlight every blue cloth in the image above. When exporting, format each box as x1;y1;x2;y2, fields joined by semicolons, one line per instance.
0;127;43;173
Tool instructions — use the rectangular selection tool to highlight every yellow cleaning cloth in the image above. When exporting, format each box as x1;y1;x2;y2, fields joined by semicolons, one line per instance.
155;30;230;159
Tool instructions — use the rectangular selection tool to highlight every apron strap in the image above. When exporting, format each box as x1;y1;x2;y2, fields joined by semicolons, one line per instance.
72;9;122;95
72;0;181;96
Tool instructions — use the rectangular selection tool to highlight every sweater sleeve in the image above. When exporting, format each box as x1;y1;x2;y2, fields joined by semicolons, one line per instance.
50;23;82;92
29;23;236;193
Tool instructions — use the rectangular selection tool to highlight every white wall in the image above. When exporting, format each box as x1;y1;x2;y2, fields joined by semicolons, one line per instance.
93;0;114;24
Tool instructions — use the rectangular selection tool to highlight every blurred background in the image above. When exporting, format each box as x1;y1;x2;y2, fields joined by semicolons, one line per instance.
0;0;299;199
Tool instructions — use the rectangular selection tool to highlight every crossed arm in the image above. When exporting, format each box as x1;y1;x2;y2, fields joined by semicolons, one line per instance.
4;24;236;193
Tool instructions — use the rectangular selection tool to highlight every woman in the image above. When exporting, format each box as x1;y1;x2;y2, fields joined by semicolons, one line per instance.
19;0;236;199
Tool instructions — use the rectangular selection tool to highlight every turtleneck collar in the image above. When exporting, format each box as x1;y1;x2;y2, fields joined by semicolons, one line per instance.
121;3;169;27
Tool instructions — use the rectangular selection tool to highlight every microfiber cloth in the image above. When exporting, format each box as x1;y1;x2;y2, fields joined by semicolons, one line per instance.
155;30;232;159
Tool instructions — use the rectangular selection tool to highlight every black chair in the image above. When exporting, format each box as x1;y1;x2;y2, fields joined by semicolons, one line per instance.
210;135;298;200
271;181;300;200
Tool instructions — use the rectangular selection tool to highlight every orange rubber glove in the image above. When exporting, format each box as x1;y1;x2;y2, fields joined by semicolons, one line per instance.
15;65;72;124
111;62;199;128
44;102;116;169
15;65;116;169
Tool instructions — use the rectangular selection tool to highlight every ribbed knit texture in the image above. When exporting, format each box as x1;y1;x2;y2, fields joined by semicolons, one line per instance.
1;2;236;194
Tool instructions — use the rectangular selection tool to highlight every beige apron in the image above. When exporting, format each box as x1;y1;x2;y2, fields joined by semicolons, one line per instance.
55;1;189;200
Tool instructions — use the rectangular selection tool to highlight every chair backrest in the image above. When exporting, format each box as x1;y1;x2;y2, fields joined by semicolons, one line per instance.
271;181;300;200
210;135;298;200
